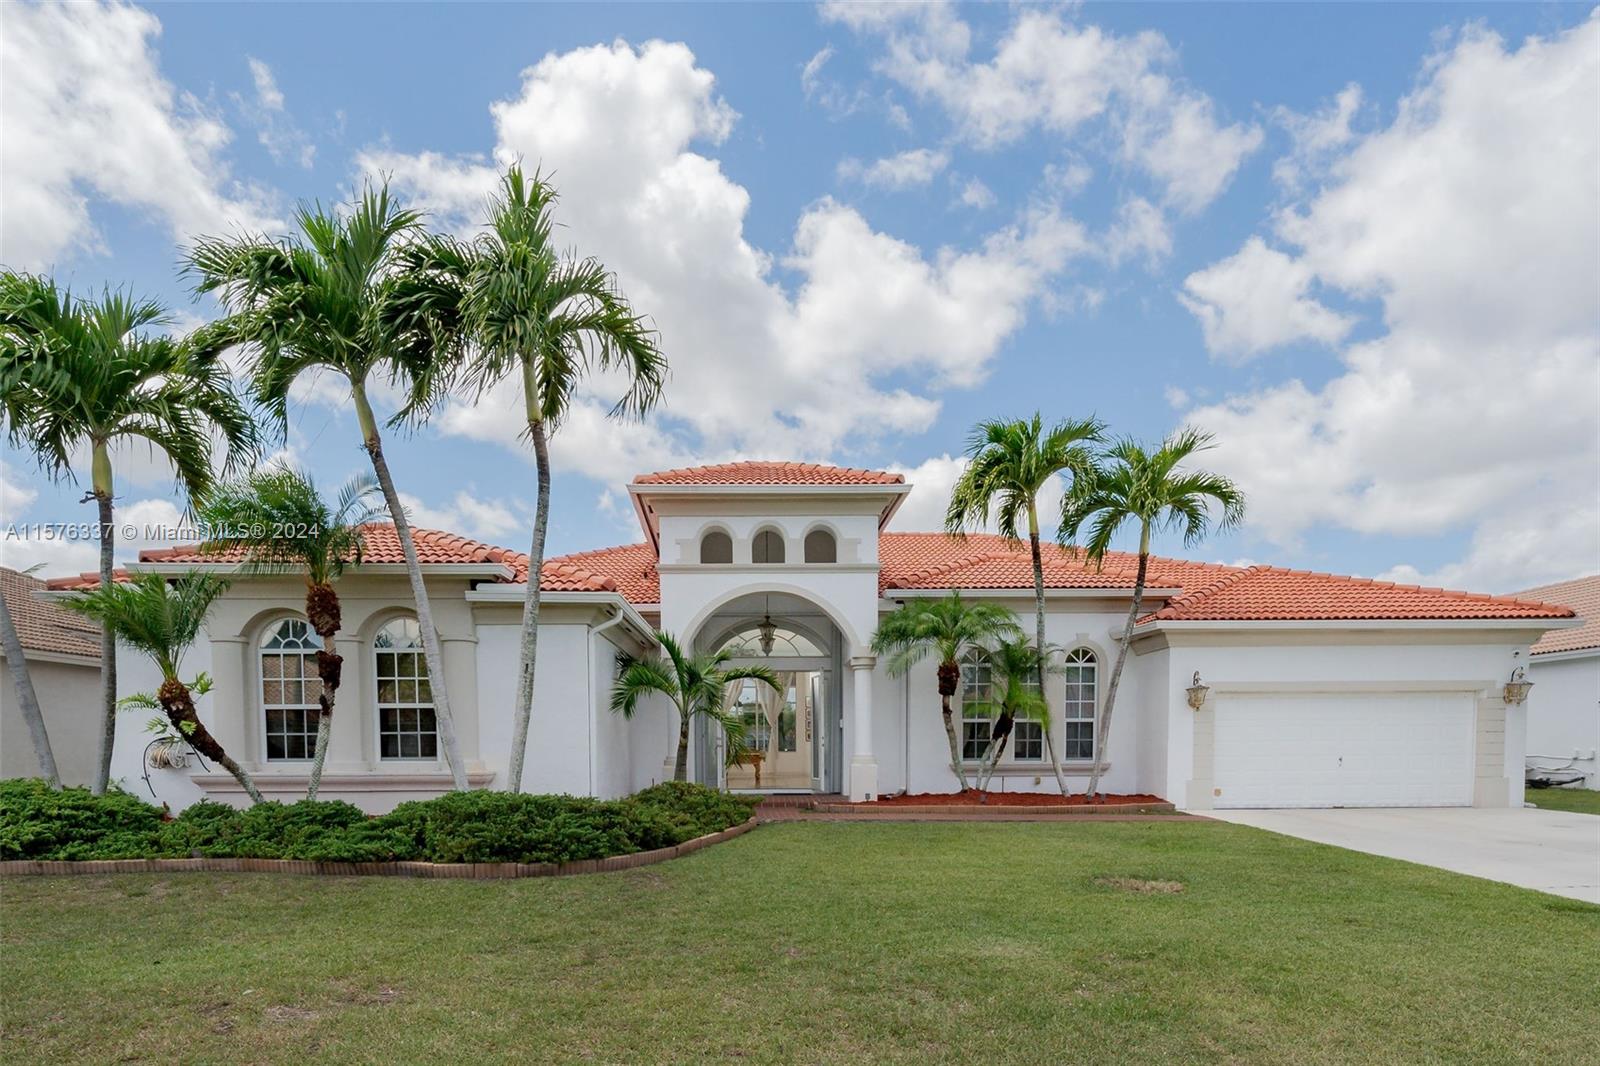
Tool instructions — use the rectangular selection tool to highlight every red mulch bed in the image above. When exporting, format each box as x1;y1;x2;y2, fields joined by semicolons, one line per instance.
871;790;1165;807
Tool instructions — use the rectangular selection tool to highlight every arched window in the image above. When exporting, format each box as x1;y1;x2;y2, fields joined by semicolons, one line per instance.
752;528;785;564
719;624;825;658
700;530;733;564
261;618;322;760
375;618;437;759
803;528;837;563
1062;648;1097;760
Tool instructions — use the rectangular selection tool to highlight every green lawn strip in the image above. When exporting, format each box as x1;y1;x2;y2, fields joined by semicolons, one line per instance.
1524;786;1600;815
3;821;1595;1065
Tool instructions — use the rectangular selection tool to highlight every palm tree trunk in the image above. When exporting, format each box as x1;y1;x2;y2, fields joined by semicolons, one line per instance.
506;408;551;794
979;716;1012;792
352;382;468;791
937;660;969;790
673;710;690;782
157;676;262;804
1028;504;1069;796
0;591;59;788
1086;526;1149;801
91;441;116;796
305;584;342;800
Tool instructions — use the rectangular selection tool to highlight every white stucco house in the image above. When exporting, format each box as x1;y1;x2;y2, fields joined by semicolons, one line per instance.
1515;575;1599;789
45;462;1577;813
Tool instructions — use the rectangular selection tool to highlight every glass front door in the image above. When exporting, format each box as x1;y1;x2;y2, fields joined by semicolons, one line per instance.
726;671;817;791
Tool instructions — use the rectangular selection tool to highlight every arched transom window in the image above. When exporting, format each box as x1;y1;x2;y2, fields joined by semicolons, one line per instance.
261;619;322;760
375;618;437;759
719;624;825;659
1062;648;1097;760
752;528;785;564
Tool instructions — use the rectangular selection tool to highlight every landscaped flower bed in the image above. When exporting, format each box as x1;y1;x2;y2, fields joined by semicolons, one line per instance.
871;790;1167;807
0;778;757;865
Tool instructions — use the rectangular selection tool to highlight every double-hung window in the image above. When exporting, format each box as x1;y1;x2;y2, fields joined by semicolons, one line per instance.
960;656;993;760
1062;648;1097;760
261;619;322;760
375;618;438;759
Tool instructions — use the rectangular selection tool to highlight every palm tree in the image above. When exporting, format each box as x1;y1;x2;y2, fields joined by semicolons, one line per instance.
610;631;778;784
871;592;1021;791
0;271;260;795
968;638;1053;794
195;467;385;799
946;413;1103;794
186;184;470;790
399;166;665;794
62;571;263;803
1059;428;1245;800
0;571;60;788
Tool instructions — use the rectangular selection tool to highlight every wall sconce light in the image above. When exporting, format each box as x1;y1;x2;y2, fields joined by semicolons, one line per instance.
1503;666;1533;705
1186;671;1210;710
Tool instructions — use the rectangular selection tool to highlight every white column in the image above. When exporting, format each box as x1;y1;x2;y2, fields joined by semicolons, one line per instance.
848;654;878;801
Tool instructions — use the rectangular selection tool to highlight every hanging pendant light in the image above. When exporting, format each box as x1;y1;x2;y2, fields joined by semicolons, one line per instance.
758;593;777;656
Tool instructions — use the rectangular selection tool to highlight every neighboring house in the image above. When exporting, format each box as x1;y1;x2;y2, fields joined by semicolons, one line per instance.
1;566;101;785
45;462;1577;813
1515;574;1599;790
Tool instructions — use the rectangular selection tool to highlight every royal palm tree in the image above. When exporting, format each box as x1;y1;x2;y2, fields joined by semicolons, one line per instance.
0;570;60;788
968;638;1053;794
1059;428;1245;800
871;592;1021;791
0;272;260;795
63;571;263;803
186;184;470;790
399;167;665;793
610;631;777;784
946;413;1103;794
195;467;385;799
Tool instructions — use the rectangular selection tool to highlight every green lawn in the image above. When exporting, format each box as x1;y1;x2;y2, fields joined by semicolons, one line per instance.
1525;786;1600;815
3;822;1596;1065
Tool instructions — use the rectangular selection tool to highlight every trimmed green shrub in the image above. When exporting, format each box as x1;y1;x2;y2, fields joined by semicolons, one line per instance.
0;778;757;864
0;779;165;861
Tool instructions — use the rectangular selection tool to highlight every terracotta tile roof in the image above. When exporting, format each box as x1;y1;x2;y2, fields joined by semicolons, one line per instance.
1;567;100;659
1515;575;1600;655
634;461;905;486
1142;565;1575;624
541;542;660;602
877;532;1236;595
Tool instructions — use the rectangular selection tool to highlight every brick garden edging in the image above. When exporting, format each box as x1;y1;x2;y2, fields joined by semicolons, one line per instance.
0;817;757;880
807;801;1178;816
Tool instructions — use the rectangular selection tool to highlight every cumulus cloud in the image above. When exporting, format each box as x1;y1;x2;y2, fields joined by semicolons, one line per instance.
398;491;526;544
885;453;1067;536
1178;15;1600;589
0;2;281;270
837;147;949;188
358;39;1089;480
1104;196;1172;268
824;6;1260;214
1179;237;1354;359
957;177;995;209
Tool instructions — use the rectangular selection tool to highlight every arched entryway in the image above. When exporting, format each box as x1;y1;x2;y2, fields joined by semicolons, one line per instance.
688;591;845;794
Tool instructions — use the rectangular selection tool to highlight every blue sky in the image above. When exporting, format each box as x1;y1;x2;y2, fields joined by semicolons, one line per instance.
2;2;1596;592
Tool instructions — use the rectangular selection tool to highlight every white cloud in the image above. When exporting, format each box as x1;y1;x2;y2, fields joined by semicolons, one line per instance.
957;178;995;209
1104;196;1172;268
1272;83;1362;192
360;39;1089;479
838;147;949;188
1178;15;1600;589
886;453;1068;536
1;461;39;516
801;45;834;98
826;7;1260;213
0;1;281;270
1179;237;1354;360
398;491;525;544
240;57;315;168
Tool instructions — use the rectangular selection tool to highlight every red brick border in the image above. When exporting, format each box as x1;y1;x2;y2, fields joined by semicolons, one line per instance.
806;801;1178;816
0;818;757;880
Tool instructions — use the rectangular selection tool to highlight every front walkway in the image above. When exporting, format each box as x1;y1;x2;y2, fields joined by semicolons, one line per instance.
1207;807;1600;904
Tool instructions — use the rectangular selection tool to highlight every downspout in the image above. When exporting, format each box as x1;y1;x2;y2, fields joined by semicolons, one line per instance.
588;604;626;798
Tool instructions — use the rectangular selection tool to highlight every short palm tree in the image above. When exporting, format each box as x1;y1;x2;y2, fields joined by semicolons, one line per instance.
186;184;470;790
0;271;260;795
399;166;665;794
610;631;778;784
62;571;263;804
967;638;1054;793
1059;428;1245;799
871;592;1021;791
195;467;385;799
946;413;1103;794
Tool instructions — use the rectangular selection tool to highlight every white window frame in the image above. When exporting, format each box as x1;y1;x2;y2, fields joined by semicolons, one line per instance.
960;655;993;761
260;618;322;761
1061;647;1097;761
374;617;439;761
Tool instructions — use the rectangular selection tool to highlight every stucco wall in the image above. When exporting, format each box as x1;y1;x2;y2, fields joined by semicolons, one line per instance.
1525;653;1600;788
0;654;101;786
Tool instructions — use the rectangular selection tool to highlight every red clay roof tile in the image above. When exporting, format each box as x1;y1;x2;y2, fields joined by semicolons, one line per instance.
634;461;904;486
1515;575;1600;655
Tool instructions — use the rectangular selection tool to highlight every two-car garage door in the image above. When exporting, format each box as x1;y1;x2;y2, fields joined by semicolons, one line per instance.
1212;692;1477;808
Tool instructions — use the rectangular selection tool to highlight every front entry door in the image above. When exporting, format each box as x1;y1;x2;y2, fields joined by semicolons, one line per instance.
725;670;820;791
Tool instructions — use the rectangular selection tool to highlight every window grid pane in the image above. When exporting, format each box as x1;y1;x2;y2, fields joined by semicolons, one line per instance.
1062;648;1097;760
376;619;438;760
261;619;322;761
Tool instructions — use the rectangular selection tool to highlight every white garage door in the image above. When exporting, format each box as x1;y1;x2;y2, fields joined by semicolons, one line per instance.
1213;692;1476;809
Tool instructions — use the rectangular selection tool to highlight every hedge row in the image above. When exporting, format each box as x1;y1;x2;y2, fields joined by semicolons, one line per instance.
0;779;758;864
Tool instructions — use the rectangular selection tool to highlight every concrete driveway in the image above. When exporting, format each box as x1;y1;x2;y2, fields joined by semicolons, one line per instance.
1206;807;1600;904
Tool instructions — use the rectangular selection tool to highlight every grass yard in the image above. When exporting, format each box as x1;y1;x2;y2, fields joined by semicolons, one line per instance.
3;821;1596;1065
1524;786;1600;815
